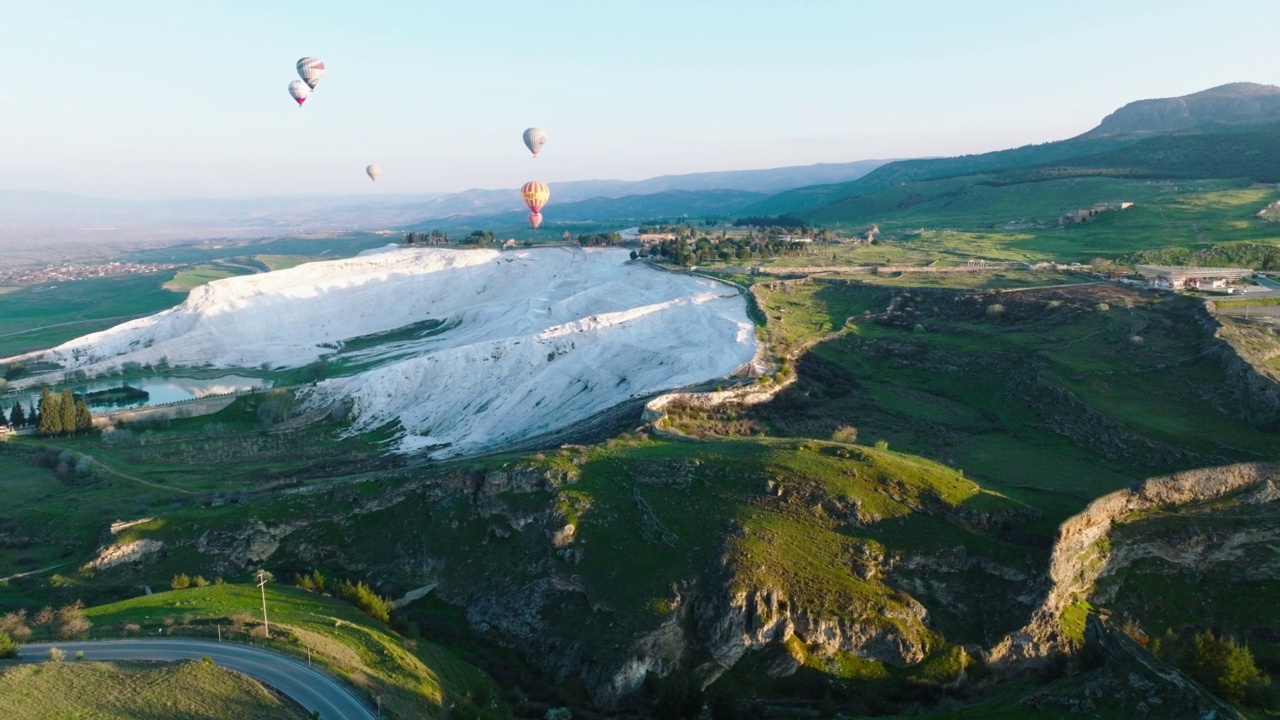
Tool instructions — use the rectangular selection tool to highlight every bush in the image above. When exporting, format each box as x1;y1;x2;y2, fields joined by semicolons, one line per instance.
831;426;858;444
171;573;191;590
0;631;17;659
874;439;890;450
48;647;65;662
0;610;32;643
58;617;91;639
192;575;209;588
256;390;297;428
986;303;1005;316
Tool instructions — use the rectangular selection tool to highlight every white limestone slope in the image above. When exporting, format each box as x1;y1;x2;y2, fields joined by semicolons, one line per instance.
24;246;756;456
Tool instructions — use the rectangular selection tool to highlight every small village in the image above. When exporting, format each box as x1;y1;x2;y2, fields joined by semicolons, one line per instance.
0;261;178;287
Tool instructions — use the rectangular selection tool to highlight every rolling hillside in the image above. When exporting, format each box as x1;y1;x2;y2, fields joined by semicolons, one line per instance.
747;83;1280;224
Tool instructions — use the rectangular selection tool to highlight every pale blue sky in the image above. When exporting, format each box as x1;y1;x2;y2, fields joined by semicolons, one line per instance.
0;1;1275;198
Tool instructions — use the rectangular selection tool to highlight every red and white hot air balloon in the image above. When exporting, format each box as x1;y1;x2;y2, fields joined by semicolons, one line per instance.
296;57;325;89
288;80;311;107
528;212;543;229
522;128;547;157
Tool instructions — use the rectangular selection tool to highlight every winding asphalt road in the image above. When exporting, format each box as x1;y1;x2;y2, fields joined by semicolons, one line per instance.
18;639;376;720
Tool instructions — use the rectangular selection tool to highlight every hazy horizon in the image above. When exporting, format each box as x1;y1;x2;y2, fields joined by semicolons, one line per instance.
2;0;1278;200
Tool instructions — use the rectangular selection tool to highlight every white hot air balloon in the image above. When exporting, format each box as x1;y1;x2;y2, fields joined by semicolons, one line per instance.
523;128;547;157
288;80;311;107
366;164;381;182
297;57;325;90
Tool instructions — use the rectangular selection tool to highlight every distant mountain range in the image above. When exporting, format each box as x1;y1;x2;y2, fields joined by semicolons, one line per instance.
408;189;772;231
0;160;893;246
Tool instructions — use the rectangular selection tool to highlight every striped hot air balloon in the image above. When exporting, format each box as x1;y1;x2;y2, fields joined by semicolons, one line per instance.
288;80;311;107
528;212;543;229
520;181;549;213
296;57;325;90
522;128;547;157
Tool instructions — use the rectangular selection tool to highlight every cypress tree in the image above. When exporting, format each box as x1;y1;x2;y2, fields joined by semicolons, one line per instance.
8;403;23;428
58;390;76;436
37;389;61;436
74;399;93;432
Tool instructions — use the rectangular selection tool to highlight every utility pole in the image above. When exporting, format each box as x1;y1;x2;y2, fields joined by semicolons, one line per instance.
256;569;270;639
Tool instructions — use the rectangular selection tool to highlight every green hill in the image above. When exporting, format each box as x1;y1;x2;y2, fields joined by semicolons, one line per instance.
0;659;311;720
741;134;1141;217
80;584;501;719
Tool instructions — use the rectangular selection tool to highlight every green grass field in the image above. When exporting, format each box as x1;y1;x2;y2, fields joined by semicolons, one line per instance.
162;264;254;291
0;659;311;720
0;273;185;358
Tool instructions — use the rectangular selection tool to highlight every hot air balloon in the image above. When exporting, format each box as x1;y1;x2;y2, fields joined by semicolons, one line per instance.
521;181;549;214
366;164;381;182
522;128;547;157
288;80;311;107
529;212;543;229
297;57;325;90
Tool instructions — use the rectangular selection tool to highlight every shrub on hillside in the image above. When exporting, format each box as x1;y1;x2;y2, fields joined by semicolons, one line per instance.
171;573;191;590
831;426;858;444
256;390;296;428
56;601;91;639
0;631;17;659
0;610;32;643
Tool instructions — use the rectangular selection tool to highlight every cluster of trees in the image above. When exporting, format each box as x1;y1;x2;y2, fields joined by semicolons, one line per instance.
575;232;623;247
402;230;450;245
1150;627;1276;707
295;569;392;623
4;400;37;430
646;235;813;266
461;230;497;246
35;388;93;436
732;214;810;231
0;601;92;648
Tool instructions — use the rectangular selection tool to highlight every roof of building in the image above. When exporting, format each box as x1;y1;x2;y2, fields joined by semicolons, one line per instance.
1135;265;1254;280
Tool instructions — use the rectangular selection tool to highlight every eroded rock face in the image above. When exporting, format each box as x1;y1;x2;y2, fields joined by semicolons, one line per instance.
696;585;929;674
194;518;306;568
990;462;1280;669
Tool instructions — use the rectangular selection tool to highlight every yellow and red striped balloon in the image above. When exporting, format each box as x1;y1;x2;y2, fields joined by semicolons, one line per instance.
520;181;549;213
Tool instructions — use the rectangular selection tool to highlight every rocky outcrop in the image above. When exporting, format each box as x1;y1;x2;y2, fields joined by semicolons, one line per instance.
695;584;930;681
84;538;164;570
990;462;1280;669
